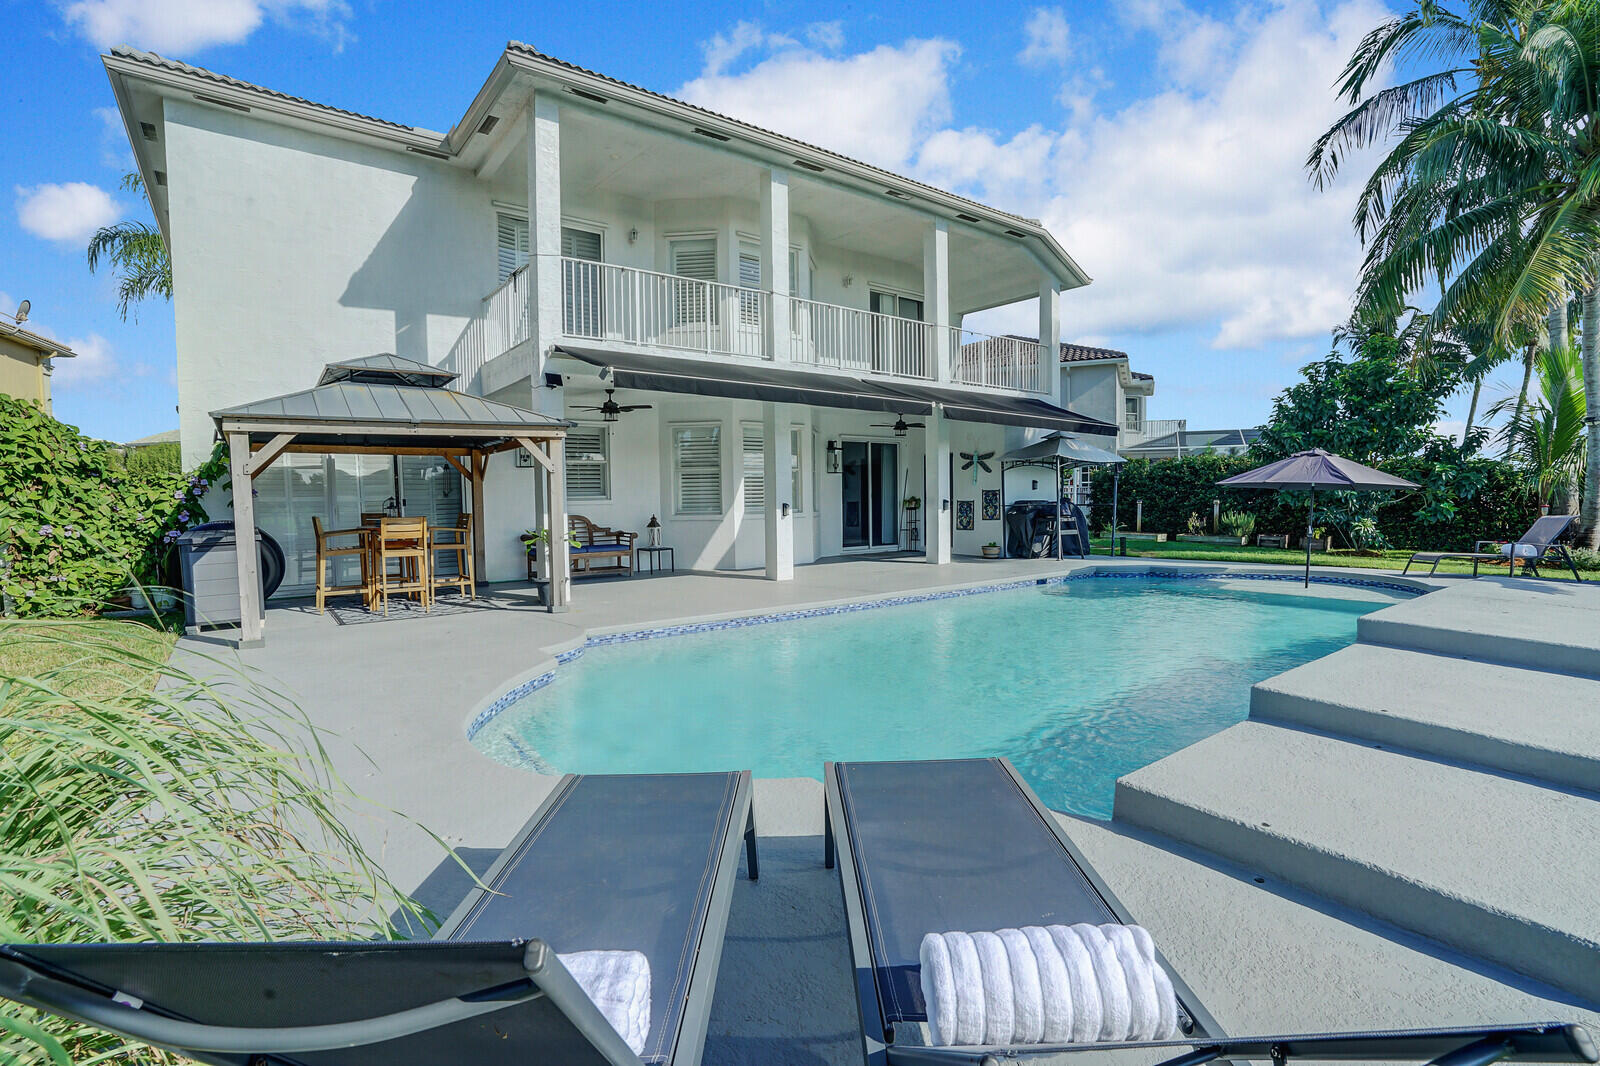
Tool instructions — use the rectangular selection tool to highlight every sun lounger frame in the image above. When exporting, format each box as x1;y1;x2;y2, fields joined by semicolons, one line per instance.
0;770;757;1066
823;758;1598;1066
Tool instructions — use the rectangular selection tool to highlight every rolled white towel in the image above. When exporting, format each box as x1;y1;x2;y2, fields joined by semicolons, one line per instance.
1501;542;1541;559
558;950;650;1056
920;925;1178;1047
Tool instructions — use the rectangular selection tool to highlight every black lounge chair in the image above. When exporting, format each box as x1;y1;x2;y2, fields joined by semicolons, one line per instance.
0;770;757;1066
1404;515;1584;580
823;757;1598;1066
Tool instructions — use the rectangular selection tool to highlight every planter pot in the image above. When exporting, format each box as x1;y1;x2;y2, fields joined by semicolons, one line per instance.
981;545;1001;558
1301;536;1333;552
1176;534;1249;546
127;585;179;614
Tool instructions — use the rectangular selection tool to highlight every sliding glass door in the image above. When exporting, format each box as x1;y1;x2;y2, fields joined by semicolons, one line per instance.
841;440;899;549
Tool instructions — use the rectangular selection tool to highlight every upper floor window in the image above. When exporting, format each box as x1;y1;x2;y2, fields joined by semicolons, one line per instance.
1124;397;1141;427
497;213;528;282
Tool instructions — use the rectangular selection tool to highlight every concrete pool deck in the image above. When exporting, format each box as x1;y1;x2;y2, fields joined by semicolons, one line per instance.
170;558;1600;1063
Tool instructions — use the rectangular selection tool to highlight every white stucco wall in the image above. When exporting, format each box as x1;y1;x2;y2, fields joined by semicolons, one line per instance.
165;98;499;468
1061;363;1122;429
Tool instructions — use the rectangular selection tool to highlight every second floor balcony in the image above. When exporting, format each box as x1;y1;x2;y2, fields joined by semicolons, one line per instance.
449;258;1051;398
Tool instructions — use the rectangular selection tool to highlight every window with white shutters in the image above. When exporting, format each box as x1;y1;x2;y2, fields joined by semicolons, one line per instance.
742;424;765;514
738;248;762;327
560;226;604;336
670;238;717;327
497;213;529;282
565;424;609;501
673;423;722;515
790;426;805;513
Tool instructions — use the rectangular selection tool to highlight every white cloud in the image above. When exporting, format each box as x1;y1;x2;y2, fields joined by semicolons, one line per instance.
61;0;352;55
678;35;961;171
53;334;118;388
1020;8;1072;66
15;182;121;244
805;21;845;51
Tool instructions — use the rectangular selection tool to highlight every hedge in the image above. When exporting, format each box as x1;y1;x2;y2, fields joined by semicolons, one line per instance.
1089;452;1540;551
0;396;226;617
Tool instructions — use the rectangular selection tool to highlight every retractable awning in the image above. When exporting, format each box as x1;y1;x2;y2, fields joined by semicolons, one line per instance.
877;381;1116;435
553;346;933;415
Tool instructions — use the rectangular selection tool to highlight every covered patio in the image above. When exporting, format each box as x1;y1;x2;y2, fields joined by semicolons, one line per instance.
213;355;572;646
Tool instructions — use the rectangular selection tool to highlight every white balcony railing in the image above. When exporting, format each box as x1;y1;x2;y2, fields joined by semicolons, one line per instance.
442;267;530;394
949;331;1046;393
788;296;934;380
561;257;768;360
1120;419;1187;448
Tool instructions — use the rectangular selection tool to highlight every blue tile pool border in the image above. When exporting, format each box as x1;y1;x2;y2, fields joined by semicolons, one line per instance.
465;568;1424;742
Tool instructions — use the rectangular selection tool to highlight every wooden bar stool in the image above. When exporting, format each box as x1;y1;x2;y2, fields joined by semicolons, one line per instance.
374;516;430;614
311;516;372;614
430;513;475;601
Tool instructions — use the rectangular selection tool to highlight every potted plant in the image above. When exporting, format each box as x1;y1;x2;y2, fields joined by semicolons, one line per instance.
981;541;1000;559
1300;527;1333;552
1218;511;1256;546
520;527;580;559
902;495;922;512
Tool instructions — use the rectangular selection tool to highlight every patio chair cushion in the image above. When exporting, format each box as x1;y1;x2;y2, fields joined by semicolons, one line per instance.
834;759;1118;1025
445;773;741;1065
574;544;631;553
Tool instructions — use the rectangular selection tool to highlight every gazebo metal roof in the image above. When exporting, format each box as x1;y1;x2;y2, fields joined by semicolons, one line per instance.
1002;432;1126;467
316;353;460;388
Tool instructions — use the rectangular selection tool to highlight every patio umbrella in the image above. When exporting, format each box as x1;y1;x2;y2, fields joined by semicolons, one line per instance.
1216;448;1418;586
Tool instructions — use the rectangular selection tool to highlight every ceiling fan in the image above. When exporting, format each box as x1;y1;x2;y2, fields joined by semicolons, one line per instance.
571;388;652;423
960;449;995;473
869;415;926;437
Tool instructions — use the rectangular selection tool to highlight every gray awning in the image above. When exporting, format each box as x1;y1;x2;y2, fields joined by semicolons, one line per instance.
554;346;933;415
876;381;1116;435
1003;432;1126;466
212;381;571;450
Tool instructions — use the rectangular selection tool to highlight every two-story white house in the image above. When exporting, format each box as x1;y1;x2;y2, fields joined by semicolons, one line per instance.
104;43;1115;597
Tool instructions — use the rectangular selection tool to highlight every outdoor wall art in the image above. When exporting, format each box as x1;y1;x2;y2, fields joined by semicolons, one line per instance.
981;489;1000;521
956;500;975;530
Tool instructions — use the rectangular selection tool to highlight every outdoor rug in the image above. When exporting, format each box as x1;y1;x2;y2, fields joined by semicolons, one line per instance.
325;594;490;625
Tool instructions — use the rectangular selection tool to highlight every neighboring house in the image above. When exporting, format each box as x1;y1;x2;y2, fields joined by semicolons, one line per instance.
0;304;75;412
122;428;181;450
104;44;1114;596
1120;427;1262;461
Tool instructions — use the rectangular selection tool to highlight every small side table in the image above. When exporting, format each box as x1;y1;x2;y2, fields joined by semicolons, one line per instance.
636;546;675;574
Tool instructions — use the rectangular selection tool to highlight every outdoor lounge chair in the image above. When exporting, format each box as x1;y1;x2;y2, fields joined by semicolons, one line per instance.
0;770;758;1066
822;757;1598;1066
1404;515;1583;580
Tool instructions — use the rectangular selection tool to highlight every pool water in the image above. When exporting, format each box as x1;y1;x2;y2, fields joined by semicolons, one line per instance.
472;577;1391;817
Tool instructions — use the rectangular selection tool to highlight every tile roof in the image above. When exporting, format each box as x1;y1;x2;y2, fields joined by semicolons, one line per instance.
109;47;431;135
1059;342;1130;364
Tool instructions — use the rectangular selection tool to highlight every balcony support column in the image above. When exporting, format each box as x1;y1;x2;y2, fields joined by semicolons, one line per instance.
763;402;795;580
760;168;792;362
1039;279;1061;404
923;409;953;565
924;219;951;382
525;92;563;411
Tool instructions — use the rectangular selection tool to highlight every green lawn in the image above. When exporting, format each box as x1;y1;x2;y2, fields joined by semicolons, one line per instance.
1088;535;1597;580
0;617;179;698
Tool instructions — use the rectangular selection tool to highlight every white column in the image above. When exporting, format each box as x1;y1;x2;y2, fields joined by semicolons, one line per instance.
1039;279;1061;404
923;409;952;564
924;219;951;383
526;93;563;377
763;403;795;580
227;432;264;646
760;168;792;362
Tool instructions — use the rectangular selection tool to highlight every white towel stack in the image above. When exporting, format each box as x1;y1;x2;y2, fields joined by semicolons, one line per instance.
919;924;1177;1047
558;950;651;1056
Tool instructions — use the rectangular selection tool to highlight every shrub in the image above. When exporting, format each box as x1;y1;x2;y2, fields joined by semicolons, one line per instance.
1568;546;1600;571
0;621;435;1062
0;397;225;617
1219;511;1257;538
119;440;181;478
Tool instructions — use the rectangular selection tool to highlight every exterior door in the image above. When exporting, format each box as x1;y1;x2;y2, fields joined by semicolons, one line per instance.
561;226;604;337
841;440;900;549
869;290;925;377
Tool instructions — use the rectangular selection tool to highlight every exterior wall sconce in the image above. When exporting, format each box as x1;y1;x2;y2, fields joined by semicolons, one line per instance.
628;227;639;244
841;274;853;288
781;502;791;517
826;440;841;473
942;499;950;512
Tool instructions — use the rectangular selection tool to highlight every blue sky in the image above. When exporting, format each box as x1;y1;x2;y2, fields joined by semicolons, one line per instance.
4;0;1507;445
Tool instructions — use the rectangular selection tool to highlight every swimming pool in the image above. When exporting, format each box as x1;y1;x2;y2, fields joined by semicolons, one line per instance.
471;575;1399;817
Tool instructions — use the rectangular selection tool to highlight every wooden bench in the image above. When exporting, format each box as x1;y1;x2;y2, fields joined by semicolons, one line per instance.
568;514;638;577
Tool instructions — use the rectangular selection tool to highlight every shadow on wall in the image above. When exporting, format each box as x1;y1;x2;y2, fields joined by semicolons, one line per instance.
339;174;497;364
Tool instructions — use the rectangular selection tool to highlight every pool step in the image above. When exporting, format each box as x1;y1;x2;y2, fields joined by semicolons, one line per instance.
1059;814;1600;1033
1357;579;1600;678
1251;644;1600;792
1112;721;1600;1003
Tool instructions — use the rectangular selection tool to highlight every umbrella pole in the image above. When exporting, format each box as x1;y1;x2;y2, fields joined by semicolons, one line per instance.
1305;485;1315;588
1055;458;1063;562
1111;467;1120;557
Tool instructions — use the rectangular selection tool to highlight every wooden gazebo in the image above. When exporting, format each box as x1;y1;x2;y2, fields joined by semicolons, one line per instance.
211;355;571;646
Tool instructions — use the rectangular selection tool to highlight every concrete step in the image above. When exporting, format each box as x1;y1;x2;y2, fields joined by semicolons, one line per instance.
1112;721;1600;1003
1251;644;1600;792
1357;579;1600;678
1060;815;1600;1035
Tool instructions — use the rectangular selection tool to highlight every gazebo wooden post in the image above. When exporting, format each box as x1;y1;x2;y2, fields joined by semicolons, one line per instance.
544;439;569;610
470;451;488;580
227;431;265;648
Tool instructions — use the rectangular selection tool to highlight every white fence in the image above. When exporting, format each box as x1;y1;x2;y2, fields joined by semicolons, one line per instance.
788;296;934;379
561;257;769;360
949;331;1047;392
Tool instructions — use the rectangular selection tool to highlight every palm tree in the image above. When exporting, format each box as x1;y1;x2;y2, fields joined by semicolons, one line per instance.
85;173;171;320
1487;342;1587;508
1308;0;1600;546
